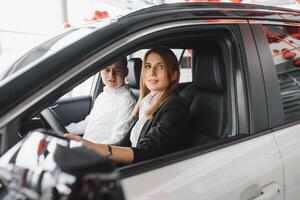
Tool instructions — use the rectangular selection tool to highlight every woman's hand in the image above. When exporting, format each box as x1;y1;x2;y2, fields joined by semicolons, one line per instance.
63;133;83;142
64;133;105;153
64;133;134;164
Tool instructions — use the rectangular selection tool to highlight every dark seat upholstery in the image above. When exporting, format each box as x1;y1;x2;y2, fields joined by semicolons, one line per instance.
180;47;228;147
127;58;142;99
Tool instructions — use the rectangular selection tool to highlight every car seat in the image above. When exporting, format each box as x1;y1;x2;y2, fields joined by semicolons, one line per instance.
127;58;142;99
180;46;228;147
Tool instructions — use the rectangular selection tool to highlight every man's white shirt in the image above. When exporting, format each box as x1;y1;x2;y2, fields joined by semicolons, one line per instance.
66;85;136;144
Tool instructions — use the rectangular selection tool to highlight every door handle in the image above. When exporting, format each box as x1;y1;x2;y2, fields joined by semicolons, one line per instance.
253;182;281;200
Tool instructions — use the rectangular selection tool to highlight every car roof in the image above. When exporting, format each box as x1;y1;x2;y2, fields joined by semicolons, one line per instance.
122;2;300;23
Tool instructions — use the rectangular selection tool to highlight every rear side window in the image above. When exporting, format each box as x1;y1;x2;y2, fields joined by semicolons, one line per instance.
60;75;95;99
178;49;192;83
263;25;300;122
130;48;192;83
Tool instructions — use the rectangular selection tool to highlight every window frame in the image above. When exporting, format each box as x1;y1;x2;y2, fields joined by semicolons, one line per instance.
115;24;248;176
1;20;254;175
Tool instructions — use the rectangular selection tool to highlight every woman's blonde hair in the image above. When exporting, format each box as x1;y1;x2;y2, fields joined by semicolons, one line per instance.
131;47;180;119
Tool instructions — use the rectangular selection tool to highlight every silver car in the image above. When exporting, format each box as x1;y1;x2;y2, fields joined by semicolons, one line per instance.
0;2;300;200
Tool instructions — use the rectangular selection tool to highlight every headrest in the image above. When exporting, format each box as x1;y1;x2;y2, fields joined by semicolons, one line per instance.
127;58;142;89
194;47;226;92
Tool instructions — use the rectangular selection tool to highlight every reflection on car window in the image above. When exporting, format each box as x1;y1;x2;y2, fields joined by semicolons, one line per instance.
179;49;192;83
0;27;94;82
11;131;67;171
264;25;300;122
61;75;95;99
130;48;192;83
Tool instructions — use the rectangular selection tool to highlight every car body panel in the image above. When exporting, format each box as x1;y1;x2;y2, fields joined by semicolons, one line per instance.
273;124;300;199
121;134;284;200
249;19;300;200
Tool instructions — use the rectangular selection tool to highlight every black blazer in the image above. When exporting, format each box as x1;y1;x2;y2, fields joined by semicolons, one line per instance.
117;93;190;163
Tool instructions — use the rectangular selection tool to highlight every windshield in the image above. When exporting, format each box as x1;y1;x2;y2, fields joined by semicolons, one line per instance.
0;28;94;81
0;19;114;83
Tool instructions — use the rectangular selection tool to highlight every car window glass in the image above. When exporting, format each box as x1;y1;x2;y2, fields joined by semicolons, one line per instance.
0;28;94;82
179;49;192;83
263;25;300;122
130;48;192;83
1;131;68;171
60;75;95;99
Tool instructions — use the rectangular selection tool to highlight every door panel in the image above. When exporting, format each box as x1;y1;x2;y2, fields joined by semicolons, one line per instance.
251;23;300;199
121;134;284;200
51;96;91;126
273;124;300;200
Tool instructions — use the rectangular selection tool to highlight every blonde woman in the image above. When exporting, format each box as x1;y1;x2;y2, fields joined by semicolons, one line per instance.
65;47;190;164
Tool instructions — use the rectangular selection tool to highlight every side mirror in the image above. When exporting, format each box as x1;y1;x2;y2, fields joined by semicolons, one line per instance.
54;145;125;200
0;131;125;200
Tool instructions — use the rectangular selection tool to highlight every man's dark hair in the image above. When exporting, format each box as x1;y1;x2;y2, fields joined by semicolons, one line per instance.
117;57;128;76
118;57;127;69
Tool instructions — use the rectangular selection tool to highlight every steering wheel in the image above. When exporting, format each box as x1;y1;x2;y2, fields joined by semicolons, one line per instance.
40;107;68;135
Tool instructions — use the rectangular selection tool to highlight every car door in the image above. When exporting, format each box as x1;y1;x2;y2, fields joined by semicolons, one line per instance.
252;22;300;200
0;6;286;199
121;134;283;200
51;74;98;126
20;75;96;134
1;27;97;131
119;22;284;200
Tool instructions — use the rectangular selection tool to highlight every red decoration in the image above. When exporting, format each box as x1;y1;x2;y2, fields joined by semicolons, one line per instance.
293;59;300;67
192;0;221;2
231;0;243;3
282;49;296;59
273;49;279;54
37;138;49;156
284;26;300;40
265;31;282;43
63;23;71;29
101;11;109;18
291;33;300;40
93;10;102;19
92;10;110;20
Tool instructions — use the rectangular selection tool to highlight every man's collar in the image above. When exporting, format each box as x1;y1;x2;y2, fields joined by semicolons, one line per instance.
103;85;127;94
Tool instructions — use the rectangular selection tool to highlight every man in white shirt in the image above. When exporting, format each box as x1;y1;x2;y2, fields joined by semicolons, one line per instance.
66;58;136;144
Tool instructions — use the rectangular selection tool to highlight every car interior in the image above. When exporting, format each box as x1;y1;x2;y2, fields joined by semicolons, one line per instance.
180;46;229;147
13;26;239;171
126;57;142;99
123;44;230;149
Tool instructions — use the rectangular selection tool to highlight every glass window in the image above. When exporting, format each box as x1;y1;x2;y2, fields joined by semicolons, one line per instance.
263;25;300;122
60;75;95;99
0;28;95;82
130;48;192;83
178;49;192;83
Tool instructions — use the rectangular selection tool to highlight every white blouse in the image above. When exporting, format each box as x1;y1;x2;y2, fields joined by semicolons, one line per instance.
130;92;162;147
